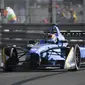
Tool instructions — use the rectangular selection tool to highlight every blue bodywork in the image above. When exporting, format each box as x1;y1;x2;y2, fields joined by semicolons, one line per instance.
26;25;85;66
80;47;85;58
29;44;65;61
26;25;68;64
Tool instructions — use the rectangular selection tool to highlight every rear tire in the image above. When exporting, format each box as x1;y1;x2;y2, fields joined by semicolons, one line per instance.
2;45;19;71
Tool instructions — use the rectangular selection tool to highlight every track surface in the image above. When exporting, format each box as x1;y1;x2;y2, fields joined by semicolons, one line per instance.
0;51;85;85
0;67;85;85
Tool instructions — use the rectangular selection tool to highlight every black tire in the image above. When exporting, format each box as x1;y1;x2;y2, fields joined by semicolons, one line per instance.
29;53;41;69
60;60;65;69
2;45;19;71
74;44;81;71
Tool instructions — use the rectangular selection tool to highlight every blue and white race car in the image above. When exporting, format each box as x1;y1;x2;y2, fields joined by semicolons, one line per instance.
1;25;85;71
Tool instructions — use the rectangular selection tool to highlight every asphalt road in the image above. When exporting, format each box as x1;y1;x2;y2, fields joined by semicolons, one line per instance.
0;50;85;85
0;67;85;85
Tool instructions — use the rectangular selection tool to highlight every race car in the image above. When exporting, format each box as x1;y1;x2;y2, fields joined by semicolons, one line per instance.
1;25;85;71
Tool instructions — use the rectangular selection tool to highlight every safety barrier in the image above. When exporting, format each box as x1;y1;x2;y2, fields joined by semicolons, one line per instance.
0;23;85;48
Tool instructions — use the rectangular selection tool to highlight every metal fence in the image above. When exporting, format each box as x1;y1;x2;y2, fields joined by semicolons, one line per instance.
0;23;85;48
0;0;84;24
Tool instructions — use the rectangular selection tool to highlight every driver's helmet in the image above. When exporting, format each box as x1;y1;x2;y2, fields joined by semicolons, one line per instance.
46;33;57;43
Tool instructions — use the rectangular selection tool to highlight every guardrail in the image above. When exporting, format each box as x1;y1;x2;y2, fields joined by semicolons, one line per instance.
0;23;85;48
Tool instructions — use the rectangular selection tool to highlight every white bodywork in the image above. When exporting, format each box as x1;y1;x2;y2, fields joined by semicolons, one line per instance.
64;47;77;70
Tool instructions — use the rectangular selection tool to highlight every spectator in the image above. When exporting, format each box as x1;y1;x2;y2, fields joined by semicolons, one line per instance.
1;7;17;23
64;7;71;20
43;18;49;24
56;11;68;24
69;8;78;23
56;3;59;9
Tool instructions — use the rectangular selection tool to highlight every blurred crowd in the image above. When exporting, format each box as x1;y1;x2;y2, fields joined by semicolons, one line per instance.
56;6;78;24
43;3;78;24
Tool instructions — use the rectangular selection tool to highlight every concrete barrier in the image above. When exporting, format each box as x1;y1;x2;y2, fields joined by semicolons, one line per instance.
0;23;85;48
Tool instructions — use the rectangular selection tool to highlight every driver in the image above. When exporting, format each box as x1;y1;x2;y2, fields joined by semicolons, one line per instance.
46;33;58;43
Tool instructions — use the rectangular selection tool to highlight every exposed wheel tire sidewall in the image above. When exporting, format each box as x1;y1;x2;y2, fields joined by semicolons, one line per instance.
74;44;80;70
2;46;18;71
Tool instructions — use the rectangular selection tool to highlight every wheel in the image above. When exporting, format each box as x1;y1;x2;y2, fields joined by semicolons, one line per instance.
2;45;19;71
74;44;81;71
60;60;65;69
29;53;41;69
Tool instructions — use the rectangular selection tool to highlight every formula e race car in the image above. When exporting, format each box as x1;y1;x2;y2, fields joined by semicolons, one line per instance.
1;25;85;71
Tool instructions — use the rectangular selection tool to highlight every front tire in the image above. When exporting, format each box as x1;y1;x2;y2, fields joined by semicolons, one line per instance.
74;44;81;71
29;53;41;70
